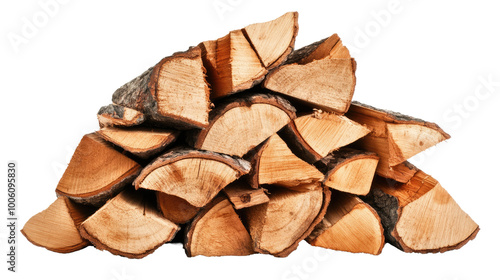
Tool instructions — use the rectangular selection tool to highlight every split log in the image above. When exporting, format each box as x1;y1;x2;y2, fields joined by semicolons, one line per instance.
97;104;145;128
315;148;378;195
280;110;370;163
346;101;450;182
199;12;298;99
22;196;94;253
286;33;351;64
223;181;269;209
79;189;179;259
112;46;210;129
56;133;141;206
307;191;384;255
243;185;331;257
134;148;251;208
263;34;356;114
247;134;324;189
185;197;254;257
191;93;296;157
156;193;200;224
243;12;298;68
363;171;479;253
96;127;179;159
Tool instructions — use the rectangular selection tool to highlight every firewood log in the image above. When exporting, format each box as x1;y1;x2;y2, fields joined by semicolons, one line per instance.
97;104;145;128
223;181;269;209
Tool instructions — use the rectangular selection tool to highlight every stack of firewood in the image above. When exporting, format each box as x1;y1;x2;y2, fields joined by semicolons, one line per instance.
22;12;479;258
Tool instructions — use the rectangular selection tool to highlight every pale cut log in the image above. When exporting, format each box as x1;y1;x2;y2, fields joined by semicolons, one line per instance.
112;46;210;129
243;185;331;257
286;33;350;65
243;12;298;68
307;191;384;255
134;148;251;208
156;192;200;224
263;58;356;114
79;189;179;258
223;181;269;209
97;104;145;128
247;134;324;189
280;110;370;163
316;148;378;196
191;93;296;157
346;102;450;182
185;197;254;257
363;171;479;253
96;127;179;159
56;133;141;206
22;196;94;253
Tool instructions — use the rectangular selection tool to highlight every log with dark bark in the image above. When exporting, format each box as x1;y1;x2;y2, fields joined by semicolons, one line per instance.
97;104;145;128
112;46;210;129
363;171;479;253
56;133;141;206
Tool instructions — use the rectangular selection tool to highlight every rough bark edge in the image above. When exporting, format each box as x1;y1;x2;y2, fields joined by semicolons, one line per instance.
350;101;451;139
97;104;146;128
285;37;329;65
96;128;180;159
184;196;254;257
315;147;378;174
279;120;322;164
245;139;270;189
190;93;296;148
133;147;251;188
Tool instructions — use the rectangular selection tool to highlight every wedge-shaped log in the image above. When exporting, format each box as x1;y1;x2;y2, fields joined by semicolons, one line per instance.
134;148;251;208
223;181;269;209
22;196;94;253
346;102;450;182
79;189;179;258
56;133;141;206
243;12;298;68
280;110;370;163
247;134;324;189
185;197;254;257
286;33;351;65
112;46;210;129
156;193;200;224
192;93;296;157
243;185;331;257
199;12;298;98
316;148;378;195
263;34;356;114
97;127;179;159
97;104;145;128
307;191;384;255
363;171;479;253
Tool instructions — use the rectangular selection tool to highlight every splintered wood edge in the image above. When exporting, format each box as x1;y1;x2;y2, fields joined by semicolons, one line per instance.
349;101;451;139
55;133;142;206
147;46;210;129
192;93;296;149
273;187;332;257
133;147;251;188
96;127;180;159
184;196;253;257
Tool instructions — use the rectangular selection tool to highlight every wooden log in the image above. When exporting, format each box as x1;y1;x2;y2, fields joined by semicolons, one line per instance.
243;12;298;68
56;133;141;206
191;93;296;157
286;33;351;65
242;185;331;257
280;110;370;163
134;147;251;208
223;181;269;209
316;148;379;196
185;197;254;257
363;171;479;253
346;101;450;182
112;46;210;129
21;196;94;253
96;127;179;159
307;191;384;255
156;193;200;224
97;104;145;128
263;33;356;114
247;134;324;189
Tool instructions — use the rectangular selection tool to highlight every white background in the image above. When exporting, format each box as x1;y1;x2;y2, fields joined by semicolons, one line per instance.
1;0;499;279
